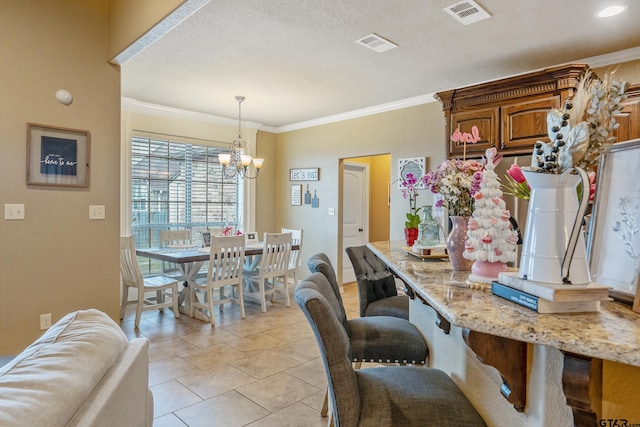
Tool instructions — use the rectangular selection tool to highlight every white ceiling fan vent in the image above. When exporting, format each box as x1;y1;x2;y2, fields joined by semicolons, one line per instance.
444;0;491;25
355;33;398;53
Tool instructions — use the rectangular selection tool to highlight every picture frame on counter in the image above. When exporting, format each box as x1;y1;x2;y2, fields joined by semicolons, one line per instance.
588;138;640;304
27;123;91;188
290;168;319;181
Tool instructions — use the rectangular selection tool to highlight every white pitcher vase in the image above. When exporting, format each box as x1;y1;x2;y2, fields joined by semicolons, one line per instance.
518;167;591;285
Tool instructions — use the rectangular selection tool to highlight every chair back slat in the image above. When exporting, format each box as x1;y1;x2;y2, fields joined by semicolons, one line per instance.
260;232;292;277
159;229;192;246
208;235;246;286
282;228;303;268
119;236;144;289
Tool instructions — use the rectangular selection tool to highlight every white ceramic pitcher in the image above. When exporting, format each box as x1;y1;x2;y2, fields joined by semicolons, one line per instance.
518;167;591;285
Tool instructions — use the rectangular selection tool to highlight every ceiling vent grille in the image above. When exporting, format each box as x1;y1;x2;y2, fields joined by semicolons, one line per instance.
444;0;491;25
355;33;398;53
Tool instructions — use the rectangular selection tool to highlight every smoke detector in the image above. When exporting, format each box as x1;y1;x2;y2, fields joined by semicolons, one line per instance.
444;0;491;25
355;33;398;53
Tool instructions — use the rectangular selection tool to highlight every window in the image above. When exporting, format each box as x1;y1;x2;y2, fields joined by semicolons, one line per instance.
131;136;243;273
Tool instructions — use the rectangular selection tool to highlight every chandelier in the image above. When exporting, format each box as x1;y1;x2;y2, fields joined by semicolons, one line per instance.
218;96;264;179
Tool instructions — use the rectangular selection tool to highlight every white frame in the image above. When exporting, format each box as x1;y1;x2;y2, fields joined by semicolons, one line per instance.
291;184;302;205
588;138;640;302
245;232;259;244
398;157;426;189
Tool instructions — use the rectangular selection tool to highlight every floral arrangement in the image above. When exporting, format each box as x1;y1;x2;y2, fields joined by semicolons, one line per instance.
502;164;530;201
399;173;421;228
530;70;628;174
222;226;243;236
422;159;484;217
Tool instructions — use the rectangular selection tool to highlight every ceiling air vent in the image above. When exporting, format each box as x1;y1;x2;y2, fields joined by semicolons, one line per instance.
444;0;491;25
355;33;398;53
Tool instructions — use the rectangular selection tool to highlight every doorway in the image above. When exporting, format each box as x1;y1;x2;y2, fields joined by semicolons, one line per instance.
340;154;391;284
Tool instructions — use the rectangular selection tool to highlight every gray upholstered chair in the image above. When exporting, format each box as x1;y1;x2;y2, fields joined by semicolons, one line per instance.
307;253;428;365
295;272;487;427
345;245;409;319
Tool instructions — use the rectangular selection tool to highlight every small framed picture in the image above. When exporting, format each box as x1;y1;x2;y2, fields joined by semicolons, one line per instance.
588;138;640;303
245;232;259;244
27;123;90;188
291;184;302;205
201;232;211;247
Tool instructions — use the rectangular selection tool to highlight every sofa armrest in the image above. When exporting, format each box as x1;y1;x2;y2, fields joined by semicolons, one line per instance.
67;338;153;427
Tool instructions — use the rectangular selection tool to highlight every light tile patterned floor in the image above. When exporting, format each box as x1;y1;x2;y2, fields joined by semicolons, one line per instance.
120;281;361;427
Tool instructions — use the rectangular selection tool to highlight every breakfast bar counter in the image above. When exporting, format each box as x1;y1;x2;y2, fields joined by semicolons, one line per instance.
368;240;640;427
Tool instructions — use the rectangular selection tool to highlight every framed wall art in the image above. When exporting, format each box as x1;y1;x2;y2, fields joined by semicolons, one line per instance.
27;123;90;188
291;184;302;205
398;157;426;188
588;138;640;303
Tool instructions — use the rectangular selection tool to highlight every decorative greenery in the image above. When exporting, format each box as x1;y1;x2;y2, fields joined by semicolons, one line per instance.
574;71;629;170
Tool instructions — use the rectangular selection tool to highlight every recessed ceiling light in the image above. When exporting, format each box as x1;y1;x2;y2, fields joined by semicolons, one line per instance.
596;4;628;18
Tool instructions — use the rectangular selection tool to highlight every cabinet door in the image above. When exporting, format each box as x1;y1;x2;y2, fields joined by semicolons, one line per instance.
449;107;499;158
501;96;560;153
613;98;640;143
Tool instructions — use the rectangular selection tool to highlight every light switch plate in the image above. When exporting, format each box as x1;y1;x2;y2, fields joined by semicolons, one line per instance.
328;207;335;216
4;204;25;220
89;205;105;220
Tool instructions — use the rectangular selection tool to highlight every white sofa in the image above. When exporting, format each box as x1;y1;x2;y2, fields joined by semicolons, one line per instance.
0;309;153;427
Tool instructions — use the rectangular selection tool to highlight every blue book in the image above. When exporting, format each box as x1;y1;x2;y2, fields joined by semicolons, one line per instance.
491;282;600;314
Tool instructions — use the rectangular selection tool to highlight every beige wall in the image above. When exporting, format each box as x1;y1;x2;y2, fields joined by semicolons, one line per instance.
108;0;185;60
275;102;446;278
0;1;121;353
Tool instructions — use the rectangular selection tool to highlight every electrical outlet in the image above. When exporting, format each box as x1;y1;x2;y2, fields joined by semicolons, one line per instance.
89;205;106;220
4;204;25;220
40;313;52;330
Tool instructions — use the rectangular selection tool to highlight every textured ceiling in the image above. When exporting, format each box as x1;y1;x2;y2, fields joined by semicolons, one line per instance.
120;0;640;130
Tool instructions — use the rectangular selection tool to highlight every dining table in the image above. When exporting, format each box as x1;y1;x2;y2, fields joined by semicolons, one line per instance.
136;242;299;318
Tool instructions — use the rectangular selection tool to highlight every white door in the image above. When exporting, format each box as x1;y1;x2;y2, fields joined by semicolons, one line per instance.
342;162;368;283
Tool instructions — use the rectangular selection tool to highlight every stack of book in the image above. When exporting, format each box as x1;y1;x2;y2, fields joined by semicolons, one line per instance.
491;272;611;314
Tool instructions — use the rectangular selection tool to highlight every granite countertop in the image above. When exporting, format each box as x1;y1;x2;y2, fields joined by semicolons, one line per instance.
368;241;640;367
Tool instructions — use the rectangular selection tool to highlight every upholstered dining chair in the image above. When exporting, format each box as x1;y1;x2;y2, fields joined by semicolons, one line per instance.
243;232;292;312
295;272;487;427
346;245;409;320
308;253;429;418
191;234;246;326
282;227;303;287
119;236;180;328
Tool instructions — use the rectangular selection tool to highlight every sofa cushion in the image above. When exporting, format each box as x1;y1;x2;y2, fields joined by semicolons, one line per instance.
0;309;128;427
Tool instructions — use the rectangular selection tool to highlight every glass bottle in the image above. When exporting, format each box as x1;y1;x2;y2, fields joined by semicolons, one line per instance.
417;206;440;247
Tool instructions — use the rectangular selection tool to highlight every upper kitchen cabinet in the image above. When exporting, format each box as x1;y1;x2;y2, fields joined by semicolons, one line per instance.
435;64;590;158
613;83;640;143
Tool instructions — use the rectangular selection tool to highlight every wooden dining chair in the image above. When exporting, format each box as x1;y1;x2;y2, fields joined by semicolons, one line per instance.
282;227;303;287
243;232;292;312
159;229;192;246
119;236;180;328
158;229;194;279
190;234;246;326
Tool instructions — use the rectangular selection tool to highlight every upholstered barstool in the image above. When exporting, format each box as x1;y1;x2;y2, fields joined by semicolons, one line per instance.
346;245;409;319
295;272;487;427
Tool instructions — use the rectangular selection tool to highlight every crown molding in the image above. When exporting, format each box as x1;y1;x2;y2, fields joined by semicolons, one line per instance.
121;97;263;130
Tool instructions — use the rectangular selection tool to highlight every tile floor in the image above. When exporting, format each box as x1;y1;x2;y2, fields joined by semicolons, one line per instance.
119;282;361;427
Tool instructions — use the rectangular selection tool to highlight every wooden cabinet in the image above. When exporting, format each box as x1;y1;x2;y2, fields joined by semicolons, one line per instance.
613;83;640;143
435;64;589;158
